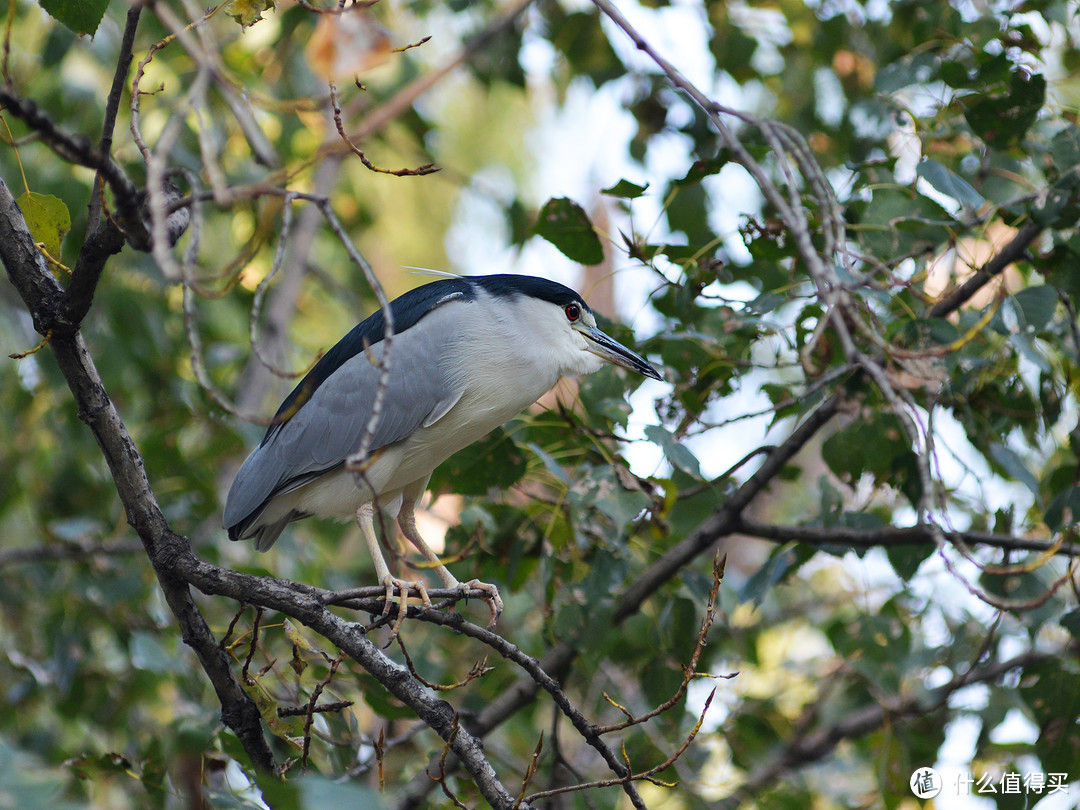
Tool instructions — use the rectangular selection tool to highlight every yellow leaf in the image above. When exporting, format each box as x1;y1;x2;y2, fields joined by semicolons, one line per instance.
226;0;275;29
17;192;70;266
240;680;304;746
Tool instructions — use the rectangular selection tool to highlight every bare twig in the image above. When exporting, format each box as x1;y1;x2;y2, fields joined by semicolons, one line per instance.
330;81;438;176
596;552;727;734
300;653;345;768
399;637;493;691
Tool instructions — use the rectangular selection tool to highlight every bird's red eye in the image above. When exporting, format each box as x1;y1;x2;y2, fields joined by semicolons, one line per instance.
565;304;581;322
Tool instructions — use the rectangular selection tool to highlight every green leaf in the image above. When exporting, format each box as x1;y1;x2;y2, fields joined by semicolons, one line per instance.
257;773;384;810
738;544;814;606
0;741;81;810
1008;331;1050;373
298;775;385;807
644;424;702;479
16;191;70;263
915;160;985;209
1011;285;1058;332
602;179;649;199
65;752;132;780
875;52;939;93
37;0;109;36
1061;609;1080;642
674;155;729;186
430;427;527;496
567;465;650;527
964;71;1046;150
886;543;934;580
853;186;956;258
1050;125;1080;171
1019;661;1080;773
548;11;623;87
665;181;715;247
1044;485;1080;531
532;197;605;265
989;443;1041;504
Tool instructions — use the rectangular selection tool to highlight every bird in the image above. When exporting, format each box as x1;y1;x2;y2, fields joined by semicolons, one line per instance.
223;273;661;630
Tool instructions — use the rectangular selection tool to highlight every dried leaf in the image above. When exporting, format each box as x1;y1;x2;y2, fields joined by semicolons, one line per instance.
306;7;392;81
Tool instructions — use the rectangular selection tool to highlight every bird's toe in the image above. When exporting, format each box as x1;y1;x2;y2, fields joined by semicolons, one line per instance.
459;579;503;628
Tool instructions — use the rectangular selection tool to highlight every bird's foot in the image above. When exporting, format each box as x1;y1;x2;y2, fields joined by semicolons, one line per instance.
380;577;432;638
456;579;503;629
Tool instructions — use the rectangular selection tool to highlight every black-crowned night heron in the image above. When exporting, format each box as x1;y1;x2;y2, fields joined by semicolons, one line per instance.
223;273;661;628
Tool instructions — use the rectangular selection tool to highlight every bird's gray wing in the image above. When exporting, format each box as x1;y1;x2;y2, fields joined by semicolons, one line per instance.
223;319;464;533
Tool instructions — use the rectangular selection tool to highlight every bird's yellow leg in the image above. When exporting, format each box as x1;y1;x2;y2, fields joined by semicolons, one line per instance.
357;502;431;636
397;500;503;628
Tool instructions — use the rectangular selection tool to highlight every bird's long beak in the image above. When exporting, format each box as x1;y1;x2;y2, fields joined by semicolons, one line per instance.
581;326;662;380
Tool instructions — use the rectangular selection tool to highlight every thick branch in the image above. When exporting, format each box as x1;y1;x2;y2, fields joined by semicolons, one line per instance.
0;175;274;771
163;551;539;809
615;394;841;624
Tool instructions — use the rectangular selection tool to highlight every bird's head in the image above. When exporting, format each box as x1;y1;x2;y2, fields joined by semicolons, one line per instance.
475;275;662;382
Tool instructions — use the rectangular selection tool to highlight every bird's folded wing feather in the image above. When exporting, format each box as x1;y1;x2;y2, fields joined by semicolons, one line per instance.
223;330;464;528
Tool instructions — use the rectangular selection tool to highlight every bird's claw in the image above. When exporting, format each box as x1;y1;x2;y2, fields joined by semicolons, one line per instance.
380;577;432;638
457;579;503;629
377;577;502;634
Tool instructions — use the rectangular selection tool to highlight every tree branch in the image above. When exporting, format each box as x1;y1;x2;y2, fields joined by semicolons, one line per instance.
62;5;144;330
736;517;1080;557
0;539;143;568
0;171;546;807
394;395;843;808
0;174;274;772
86;4;142;233
615;394;842;624
721;650;1048;806
927;219;1044;320
0;88;150;252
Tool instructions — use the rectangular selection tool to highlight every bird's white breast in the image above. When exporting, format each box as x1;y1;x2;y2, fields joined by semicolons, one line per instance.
284;289;575;521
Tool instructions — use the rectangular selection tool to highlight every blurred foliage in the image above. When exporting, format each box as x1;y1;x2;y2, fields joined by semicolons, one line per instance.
2;0;1080;808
